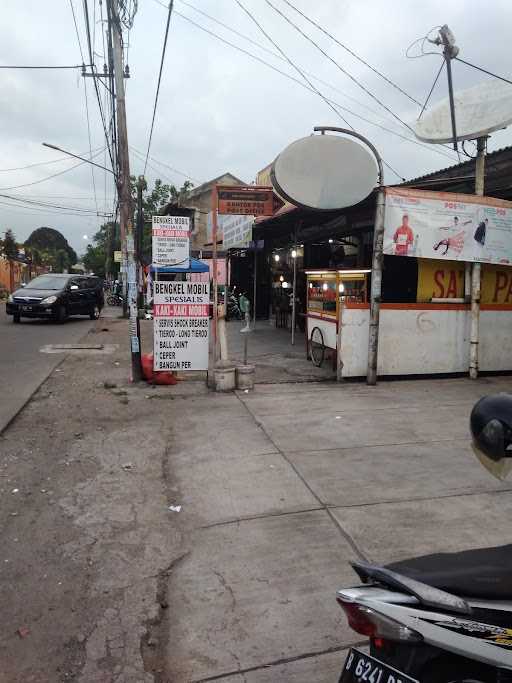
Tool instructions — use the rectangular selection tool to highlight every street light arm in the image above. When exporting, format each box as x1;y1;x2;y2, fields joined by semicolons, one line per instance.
42;142;116;175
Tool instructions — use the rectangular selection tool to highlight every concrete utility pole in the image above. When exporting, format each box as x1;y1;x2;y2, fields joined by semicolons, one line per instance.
136;175;147;310
109;0;142;381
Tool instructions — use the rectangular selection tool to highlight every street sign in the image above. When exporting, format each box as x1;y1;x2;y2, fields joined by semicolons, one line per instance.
217;185;277;216
152;215;190;268
113;250;122;263
153;281;209;371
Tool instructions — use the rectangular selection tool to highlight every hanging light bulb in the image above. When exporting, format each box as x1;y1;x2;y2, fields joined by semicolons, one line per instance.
279;275;284;282
274;254;280;262
339;283;345;293
322;282;328;291
291;249;297;259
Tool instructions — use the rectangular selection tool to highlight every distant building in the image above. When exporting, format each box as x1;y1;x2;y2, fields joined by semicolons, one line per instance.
177;172;245;250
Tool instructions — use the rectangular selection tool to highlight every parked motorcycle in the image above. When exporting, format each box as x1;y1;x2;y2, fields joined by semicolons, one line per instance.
338;393;512;682
106;292;124;307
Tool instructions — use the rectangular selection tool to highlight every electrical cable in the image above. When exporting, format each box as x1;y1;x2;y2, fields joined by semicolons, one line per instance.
143;0;175;175
278;0;423;108
454;57;512;86
158;3;457;163
0;147;104;173
265;0;417;136
173;0;385;120
82;0;116;172
0;193;102;213
82;77;100;222
0;64;90;70
418;59;445;120
234;0;352;129
69;0;86;62
0;148;106;191
130;146;200;183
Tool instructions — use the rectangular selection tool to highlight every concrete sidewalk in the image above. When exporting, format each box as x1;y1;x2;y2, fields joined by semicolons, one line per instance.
2;311;512;683
157;374;512;682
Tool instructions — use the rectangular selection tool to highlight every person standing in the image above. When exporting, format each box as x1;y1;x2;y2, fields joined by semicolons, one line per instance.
239;291;251;331
393;214;414;256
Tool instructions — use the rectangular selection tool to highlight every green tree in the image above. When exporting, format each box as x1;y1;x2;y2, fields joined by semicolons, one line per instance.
24;227;77;272
83;243;107;277
3;229;18;258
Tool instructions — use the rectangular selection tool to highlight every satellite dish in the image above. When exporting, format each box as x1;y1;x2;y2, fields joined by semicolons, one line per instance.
414;79;512;143
271;134;378;211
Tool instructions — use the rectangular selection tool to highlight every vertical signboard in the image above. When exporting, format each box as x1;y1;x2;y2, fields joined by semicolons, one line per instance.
152;215;190;268
153;281;209;371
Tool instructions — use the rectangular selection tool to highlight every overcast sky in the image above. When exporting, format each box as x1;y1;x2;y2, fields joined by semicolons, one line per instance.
1;0;511;254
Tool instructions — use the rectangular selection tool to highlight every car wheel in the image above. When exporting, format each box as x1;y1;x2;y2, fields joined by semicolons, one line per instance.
55;305;68;324
13;312;21;324
89;304;101;320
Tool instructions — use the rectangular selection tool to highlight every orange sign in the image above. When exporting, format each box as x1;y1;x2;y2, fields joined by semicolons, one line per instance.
217;185;277;216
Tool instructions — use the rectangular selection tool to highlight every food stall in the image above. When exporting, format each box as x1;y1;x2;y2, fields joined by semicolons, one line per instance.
305;269;370;366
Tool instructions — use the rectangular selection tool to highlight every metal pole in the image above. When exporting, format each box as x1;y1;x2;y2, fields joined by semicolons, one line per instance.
109;0;141;381
312;127;384;386
291;244;297;345
440;25;459;152
367;187;386;385
211;185;219;363
253;247;257;327
136;175;146;311
469;136;486;379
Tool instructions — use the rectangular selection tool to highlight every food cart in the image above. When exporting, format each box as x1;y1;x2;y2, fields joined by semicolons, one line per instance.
305;269;370;366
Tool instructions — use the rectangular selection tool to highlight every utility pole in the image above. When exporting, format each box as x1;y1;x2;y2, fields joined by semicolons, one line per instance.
108;0;142;381
136;175;147;310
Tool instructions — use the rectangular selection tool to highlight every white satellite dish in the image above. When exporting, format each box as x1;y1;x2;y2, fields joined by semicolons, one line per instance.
271;134;378;211
414;79;512;143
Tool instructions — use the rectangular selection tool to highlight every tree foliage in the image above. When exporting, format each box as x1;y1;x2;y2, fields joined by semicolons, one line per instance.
2;229;18;258
24;227;77;273
83;179;193;275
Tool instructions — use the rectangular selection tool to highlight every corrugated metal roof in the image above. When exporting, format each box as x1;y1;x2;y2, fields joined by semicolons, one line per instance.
403;145;512;184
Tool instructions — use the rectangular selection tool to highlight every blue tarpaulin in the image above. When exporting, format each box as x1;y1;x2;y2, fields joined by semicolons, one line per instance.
150;258;209;274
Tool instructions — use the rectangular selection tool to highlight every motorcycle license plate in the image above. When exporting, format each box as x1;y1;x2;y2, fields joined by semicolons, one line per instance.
339;648;418;683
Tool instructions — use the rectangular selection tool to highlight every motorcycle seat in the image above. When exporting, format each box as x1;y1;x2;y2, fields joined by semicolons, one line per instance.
387;544;512;601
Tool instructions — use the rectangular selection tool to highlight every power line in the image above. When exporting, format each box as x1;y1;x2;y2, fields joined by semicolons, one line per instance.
155;2;457;164
174;0;384;120
130;146;200;183
278;0;423;107
69;0;86;62
0;193;102;213
0;64;90;70
0;147;104;172
143;0;175;175
82;77;100;222
454;56;512;86
234;0;353;130
82;0;116;172
238;0;407;180
0;148;106;191
265;0;417;137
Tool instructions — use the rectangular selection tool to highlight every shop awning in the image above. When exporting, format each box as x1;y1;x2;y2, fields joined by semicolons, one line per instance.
149;258;209;274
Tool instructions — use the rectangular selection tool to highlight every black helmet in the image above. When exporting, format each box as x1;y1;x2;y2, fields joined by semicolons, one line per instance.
470;393;512;462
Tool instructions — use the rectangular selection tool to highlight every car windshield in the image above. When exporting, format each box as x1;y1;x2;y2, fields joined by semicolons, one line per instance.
26;275;68;290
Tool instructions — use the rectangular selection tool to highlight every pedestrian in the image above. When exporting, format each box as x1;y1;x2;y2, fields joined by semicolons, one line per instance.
239;291;251;331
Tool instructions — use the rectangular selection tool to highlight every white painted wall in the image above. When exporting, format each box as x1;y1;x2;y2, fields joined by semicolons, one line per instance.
338;307;512;377
306;316;337;351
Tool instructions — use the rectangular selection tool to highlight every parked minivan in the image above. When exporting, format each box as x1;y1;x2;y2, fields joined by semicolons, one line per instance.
6;274;104;323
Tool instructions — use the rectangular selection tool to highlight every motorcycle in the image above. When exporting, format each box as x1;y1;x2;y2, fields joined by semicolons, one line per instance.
106;292;124;306
338;393;512;683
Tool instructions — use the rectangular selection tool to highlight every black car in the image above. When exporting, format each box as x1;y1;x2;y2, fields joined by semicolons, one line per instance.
6;274;104;323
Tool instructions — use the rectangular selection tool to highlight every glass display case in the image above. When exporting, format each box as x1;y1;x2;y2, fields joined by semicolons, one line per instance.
305;269;370;356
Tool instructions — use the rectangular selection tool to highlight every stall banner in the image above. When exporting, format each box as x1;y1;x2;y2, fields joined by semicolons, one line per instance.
152;215;190;268
206;213;254;248
384;187;512;265
417;259;512;305
153;281;209;371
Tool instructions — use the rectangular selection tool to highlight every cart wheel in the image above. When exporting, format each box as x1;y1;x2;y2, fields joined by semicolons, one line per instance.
310;326;325;367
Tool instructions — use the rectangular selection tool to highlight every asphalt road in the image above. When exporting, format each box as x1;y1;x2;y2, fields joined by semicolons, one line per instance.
0;304;95;433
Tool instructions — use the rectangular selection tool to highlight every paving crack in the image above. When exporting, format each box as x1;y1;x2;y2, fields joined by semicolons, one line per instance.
191;640;367;682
